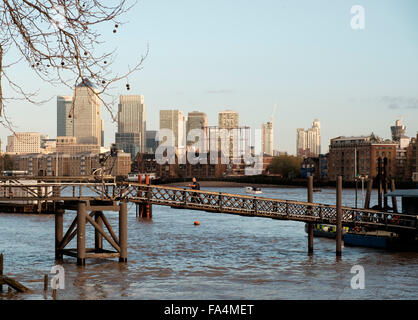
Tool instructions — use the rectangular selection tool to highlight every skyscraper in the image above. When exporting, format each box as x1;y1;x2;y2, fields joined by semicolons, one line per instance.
296;128;307;156
296;119;321;157
218;110;239;129
262;121;274;156
218;110;240;160
57;96;73;137
116;95;146;156
186;111;208;149
159;109;185;148
101;119;104;147
72;79;102;145
117;95;146;151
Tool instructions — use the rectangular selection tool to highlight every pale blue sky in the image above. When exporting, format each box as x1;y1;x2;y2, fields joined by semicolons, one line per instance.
1;0;417;154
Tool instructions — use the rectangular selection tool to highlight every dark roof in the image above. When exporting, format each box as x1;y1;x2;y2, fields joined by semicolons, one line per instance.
384;189;418;198
76;78;97;88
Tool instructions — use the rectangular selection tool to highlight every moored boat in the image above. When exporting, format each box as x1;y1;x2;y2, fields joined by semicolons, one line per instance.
245;186;262;194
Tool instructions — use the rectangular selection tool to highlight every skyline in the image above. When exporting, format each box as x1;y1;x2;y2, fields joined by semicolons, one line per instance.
1;0;417;153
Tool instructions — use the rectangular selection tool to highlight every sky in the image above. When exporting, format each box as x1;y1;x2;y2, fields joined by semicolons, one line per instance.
1;0;418;154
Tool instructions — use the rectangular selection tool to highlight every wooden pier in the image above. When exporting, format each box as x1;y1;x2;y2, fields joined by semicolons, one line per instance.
0;175;416;264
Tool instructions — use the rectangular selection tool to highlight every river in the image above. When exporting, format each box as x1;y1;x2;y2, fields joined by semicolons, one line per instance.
0;186;417;300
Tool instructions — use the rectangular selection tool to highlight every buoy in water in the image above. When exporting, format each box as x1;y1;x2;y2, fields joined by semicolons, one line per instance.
194;221;200;226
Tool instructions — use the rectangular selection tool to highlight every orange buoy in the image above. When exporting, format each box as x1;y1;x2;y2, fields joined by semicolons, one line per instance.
194;221;200;226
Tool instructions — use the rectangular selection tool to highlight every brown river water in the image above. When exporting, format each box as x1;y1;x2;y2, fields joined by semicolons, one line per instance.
0;187;417;300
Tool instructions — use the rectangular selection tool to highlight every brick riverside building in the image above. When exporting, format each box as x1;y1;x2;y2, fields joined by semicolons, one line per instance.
132;152;227;180
328;135;397;182
405;133;418;180
12;152;131;177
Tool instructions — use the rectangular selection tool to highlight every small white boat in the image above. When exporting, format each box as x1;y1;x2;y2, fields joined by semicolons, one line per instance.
245;186;262;194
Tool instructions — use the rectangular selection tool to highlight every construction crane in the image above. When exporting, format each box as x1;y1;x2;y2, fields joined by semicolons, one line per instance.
270;103;277;123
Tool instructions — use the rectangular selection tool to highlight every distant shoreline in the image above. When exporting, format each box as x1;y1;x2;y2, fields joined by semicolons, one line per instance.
163;180;316;189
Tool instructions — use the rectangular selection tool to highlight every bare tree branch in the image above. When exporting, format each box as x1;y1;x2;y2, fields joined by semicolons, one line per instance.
0;0;144;124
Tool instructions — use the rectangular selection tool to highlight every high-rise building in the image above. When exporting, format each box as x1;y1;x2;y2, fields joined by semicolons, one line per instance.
6;132;41;154
72;79;102;145
57;96;73;137
159;109;185;148
101;120;104;147
146;130;158;154
391;119;406;142
218;110;239;129
117;95;146;152
296;119;321;157
262;121;274;156
296;128;308;156
186;111;208;149
217;110;240;160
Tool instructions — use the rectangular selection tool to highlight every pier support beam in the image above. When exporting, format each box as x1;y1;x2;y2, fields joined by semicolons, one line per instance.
119;201;128;263
391;179;398;213
0;253;3;292
55;211;63;260
77;202;86;266
336;176;343;257
94;211;103;251
364;178;373;209
307;176;314;254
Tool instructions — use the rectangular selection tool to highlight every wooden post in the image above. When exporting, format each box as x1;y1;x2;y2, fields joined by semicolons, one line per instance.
364;178;373;209
0;253;3;292
146;175;151;218
55;212;63;260
377;158;383;209
307;176;314;254
383;158;388;209
44;274;48;291
95;211;103;252
391;179;398;213
336;176;343;256
119;201;128;263
77;202;86;266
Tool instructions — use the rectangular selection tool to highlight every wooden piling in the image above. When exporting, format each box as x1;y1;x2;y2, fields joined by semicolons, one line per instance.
364;178;373;209
44;274;48;291
94;211;103;251
383;158;389;209
377;158;383;209
307;176;314;254
119;201;128;263
336;176;343;256
77;202;86;266
0;253;3;292
391;179;398;213
55;212;63;260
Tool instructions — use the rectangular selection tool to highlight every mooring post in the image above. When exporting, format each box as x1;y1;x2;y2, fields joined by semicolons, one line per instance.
145;174;152;218
43;274;48;291
307;176;314;254
77;202;86;266
391;179;398;213
95;211;103;252
55;211;63;260
336;176;343;257
383;158;389;209
364;178;373;209
377;158;383;209
0;253;3;292
119;201;128;263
